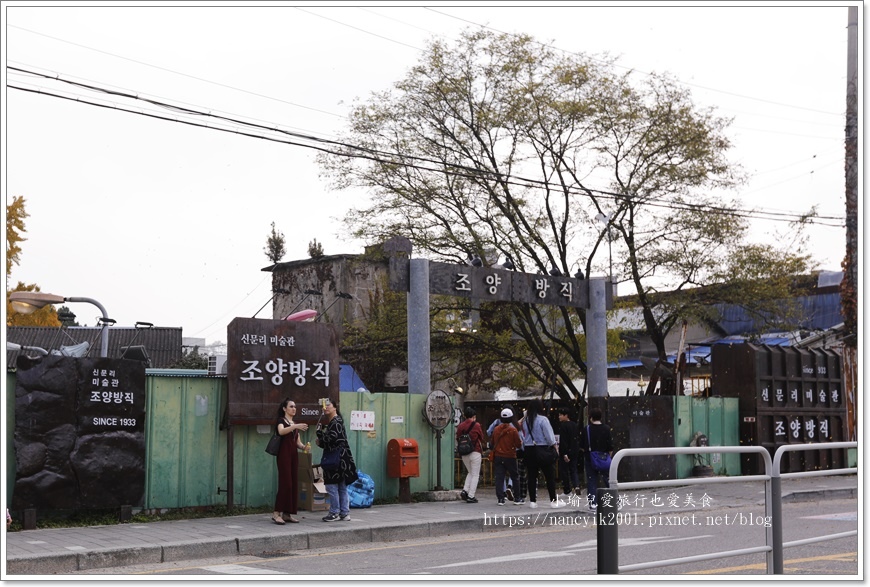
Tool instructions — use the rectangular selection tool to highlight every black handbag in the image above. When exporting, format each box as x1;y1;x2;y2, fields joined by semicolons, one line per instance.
265;433;281;456
536;444;558;464
321;447;341;470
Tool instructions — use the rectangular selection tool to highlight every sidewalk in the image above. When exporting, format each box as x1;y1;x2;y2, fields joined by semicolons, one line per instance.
4;474;858;576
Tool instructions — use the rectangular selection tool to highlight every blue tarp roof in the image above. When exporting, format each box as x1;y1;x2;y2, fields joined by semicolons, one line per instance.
609;334;795;369
339;363;369;392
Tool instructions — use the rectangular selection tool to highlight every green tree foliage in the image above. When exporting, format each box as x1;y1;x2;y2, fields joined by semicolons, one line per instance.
308;238;324;259
6;195;28;279
169;346;209;370
264;222;286;265
319;29;814;399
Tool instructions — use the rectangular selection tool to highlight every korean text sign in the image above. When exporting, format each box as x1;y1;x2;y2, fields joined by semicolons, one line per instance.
226;317;339;425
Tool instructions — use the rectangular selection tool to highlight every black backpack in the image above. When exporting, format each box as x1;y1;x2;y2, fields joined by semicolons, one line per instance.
456;432;474;456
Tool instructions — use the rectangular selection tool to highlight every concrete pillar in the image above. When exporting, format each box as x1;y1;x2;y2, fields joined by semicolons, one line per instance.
586;277;608;399
407;259;431;394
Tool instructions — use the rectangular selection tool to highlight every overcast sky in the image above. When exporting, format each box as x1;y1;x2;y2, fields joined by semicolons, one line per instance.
3;2;858;348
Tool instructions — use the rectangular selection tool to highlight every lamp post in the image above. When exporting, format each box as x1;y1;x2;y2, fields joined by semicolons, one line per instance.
595;212;613;280
9;292;112;358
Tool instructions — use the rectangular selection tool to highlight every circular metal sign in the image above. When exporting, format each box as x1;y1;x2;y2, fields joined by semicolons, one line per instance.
424;389;453;431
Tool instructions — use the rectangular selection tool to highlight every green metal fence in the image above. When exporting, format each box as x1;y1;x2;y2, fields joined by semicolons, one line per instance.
6;372;456;511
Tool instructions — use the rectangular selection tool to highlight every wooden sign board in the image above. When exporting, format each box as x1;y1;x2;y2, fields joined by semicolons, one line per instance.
226;317;339;425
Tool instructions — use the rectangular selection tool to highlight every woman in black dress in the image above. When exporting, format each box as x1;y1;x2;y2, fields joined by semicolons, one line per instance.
272;398;308;524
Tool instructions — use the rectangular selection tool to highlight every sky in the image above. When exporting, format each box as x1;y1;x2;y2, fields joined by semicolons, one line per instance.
3;2;860;349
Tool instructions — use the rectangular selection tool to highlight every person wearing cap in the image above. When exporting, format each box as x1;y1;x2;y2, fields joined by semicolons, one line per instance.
491;408;523;506
487;404;526;503
456;406;485;503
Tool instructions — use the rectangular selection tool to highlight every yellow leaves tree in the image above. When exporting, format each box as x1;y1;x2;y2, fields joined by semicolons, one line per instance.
6;195;60;327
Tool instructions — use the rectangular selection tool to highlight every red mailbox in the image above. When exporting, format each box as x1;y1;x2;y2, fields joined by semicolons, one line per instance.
387;438;420;478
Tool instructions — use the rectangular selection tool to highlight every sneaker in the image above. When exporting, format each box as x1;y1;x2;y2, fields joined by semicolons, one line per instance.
466;496;478;504
529;501;538;509
514;498;525;505
498;499;505;506
505;488;514;502
551;499;567;509
460;490;468;501
322;513;340;522
340;514;351;521
588;503;597;512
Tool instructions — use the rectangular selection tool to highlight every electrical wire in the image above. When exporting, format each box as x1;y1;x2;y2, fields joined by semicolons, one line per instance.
7;73;845;228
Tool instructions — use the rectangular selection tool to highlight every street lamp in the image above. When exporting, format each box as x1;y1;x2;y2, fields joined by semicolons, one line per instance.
5;341;48;356
9;291;112;358
595;212;613;281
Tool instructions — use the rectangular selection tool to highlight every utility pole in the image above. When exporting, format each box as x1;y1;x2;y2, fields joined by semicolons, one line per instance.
841;6;858;441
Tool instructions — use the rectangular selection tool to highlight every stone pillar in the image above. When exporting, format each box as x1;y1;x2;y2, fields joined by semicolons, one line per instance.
407;259;431;394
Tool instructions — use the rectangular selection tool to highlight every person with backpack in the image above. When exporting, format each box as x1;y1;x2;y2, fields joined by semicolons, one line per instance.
455;406;485;503
487;404;526;504
581;407;613;510
491;408;523;506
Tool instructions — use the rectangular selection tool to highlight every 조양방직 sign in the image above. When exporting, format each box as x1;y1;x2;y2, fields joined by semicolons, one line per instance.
226;317;339;425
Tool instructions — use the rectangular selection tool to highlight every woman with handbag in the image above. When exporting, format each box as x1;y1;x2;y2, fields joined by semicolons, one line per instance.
581;407;613;511
316;398;358;522
272;399;309;525
521;399;565;509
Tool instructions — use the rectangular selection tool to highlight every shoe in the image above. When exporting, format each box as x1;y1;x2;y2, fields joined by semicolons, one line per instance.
498;499;506;506
466;497;478;504
282;514;299;523
322;513;340;522
505;488;514;502
529;501;538;509
551;499;567;509
339;514;351;521
460;490;469;501
271;516;285;525
589;503;597;512
513;498;525;505
574;487;583;496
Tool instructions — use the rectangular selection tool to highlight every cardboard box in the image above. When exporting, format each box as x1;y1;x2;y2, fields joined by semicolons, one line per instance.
297;452;330;511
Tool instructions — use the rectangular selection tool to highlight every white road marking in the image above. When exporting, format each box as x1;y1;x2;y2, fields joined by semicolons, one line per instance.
801;512;857;522
430;535;715;569
201;564;283;574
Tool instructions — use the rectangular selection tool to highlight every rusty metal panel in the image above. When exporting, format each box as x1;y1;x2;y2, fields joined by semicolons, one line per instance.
226;318;339;425
712;343;847;475
608;396;676;483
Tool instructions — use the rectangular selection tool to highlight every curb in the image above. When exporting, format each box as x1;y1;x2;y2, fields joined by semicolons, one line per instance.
5;508;590;575
781;487;857;503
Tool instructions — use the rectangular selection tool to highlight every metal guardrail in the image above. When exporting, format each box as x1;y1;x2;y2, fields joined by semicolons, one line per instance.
597;443;857;575
598;446;774;574
771;442;858;574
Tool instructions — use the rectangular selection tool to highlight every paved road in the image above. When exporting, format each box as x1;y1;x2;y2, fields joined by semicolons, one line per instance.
63;498;858;577
5;474;859;578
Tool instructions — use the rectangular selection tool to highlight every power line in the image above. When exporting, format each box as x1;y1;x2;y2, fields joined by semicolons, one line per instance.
8;69;845;228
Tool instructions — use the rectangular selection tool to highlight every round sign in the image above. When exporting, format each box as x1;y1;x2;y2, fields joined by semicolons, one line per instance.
424;389;453;431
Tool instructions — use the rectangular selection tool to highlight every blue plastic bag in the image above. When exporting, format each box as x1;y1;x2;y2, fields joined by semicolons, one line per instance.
347;470;375;508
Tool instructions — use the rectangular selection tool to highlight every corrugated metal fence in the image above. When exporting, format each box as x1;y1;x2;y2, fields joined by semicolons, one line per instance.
6;372;456;511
